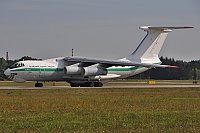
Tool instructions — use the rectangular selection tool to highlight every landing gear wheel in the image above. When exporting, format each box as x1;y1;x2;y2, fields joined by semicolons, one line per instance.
89;82;94;87
35;83;43;87
70;83;79;87
80;82;94;87
94;82;103;87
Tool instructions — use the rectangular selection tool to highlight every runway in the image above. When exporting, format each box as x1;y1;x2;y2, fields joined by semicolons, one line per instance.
0;84;200;90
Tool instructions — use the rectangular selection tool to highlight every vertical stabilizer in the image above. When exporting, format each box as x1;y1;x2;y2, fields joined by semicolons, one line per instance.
126;26;193;63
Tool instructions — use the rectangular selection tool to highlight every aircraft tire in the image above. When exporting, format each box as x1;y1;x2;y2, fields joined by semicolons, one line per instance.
80;82;94;87
94;82;103;87
70;83;79;87
89;82;94;87
35;83;43;87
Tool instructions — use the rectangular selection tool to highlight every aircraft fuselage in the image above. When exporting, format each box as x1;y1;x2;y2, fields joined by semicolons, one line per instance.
4;57;150;84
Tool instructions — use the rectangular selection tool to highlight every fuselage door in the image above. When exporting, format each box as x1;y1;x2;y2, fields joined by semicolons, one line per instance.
39;68;45;78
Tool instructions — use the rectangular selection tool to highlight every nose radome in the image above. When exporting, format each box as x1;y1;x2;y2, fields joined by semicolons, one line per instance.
4;68;11;76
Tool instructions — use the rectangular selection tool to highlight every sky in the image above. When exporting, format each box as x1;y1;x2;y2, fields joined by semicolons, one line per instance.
0;0;200;61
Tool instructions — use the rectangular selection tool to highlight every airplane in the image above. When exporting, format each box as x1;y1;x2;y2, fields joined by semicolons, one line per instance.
4;26;193;87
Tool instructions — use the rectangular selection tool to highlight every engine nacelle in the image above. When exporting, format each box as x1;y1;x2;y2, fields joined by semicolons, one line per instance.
84;67;107;76
64;66;84;75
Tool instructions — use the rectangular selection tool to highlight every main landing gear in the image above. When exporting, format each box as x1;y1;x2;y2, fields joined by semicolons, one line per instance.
70;82;103;87
35;82;43;87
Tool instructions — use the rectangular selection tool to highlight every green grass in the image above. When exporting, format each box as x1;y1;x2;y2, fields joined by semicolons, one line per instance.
0;81;69;86
0;87;200;132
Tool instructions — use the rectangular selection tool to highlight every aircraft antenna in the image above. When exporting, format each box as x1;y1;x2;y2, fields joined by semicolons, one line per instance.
72;48;74;57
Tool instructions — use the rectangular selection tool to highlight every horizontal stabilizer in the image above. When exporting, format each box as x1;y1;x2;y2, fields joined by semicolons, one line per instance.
140;26;193;31
166;65;179;68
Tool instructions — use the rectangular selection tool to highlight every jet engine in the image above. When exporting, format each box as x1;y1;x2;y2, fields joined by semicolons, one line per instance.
64;65;107;76
84;67;107;76
64;66;85;75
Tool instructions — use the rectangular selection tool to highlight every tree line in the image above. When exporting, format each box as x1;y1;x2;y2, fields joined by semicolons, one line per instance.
0;56;200;80
131;56;200;80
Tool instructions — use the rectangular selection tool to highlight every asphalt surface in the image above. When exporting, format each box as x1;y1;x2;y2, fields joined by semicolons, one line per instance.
0;84;200;90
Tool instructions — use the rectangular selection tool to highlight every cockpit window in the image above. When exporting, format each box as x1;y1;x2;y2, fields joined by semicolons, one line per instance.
10;62;25;69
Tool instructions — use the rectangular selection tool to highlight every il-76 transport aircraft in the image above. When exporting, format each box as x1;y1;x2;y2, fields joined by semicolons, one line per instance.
4;26;193;87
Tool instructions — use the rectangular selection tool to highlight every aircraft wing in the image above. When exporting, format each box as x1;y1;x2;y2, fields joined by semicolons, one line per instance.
63;56;178;68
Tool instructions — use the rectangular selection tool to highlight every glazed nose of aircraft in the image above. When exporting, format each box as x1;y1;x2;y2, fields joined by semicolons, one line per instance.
4;68;11;76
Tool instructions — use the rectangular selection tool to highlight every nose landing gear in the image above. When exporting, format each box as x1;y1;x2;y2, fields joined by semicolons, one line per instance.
35;82;43;87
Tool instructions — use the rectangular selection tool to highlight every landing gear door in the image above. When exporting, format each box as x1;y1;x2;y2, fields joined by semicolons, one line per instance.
39;68;45;78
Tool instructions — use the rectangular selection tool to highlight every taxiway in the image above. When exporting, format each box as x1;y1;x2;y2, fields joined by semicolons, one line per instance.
0;84;199;90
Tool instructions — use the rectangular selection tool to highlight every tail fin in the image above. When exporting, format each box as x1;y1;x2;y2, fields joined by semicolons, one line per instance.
126;26;193;63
